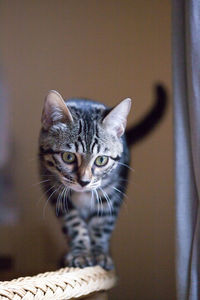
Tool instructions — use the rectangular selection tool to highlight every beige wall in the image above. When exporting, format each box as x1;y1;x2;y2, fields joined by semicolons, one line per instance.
0;1;174;299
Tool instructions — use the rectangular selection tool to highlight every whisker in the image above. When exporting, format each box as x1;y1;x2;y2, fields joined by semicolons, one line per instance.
98;190;103;215
32;179;50;187
117;162;135;172
112;186;128;198
62;187;69;214
90;191;94;211
43;185;60;218
60;186;67;214
113;188;128;211
63;178;73;184
94;189;100;216
37;184;56;206
56;185;65;216
99;187;113;215
90;183;100;189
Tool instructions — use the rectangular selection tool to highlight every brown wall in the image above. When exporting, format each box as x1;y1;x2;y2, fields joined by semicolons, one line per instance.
0;1;175;299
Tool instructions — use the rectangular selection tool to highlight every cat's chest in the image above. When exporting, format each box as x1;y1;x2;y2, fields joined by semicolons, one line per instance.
71;191;93;218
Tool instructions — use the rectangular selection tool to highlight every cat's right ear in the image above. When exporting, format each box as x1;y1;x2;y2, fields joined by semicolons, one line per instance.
41;90;73;129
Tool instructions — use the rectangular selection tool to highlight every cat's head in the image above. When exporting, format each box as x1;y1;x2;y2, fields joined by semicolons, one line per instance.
39;90;131;192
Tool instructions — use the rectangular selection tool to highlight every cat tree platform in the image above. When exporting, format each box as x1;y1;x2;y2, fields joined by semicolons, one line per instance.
0;266;116;300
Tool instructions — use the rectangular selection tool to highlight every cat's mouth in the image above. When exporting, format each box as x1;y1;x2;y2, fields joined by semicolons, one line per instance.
61;177;101;192
62;180;101;193
71;185;92;192
72;183;101;192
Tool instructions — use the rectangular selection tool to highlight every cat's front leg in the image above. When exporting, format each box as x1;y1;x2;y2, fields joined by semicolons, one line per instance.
62;209;94;268
88;214;116;270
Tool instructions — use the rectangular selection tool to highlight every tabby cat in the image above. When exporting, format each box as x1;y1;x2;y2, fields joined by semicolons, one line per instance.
39;86;167;270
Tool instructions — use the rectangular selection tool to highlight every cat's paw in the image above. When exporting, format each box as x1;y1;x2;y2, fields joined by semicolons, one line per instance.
94;253;114;270
65;252;94;268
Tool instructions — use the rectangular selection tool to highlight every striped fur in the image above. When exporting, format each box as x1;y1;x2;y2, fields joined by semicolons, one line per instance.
39;91;131;270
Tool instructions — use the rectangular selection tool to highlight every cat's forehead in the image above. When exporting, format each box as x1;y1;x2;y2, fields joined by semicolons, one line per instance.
46;118;122;157
66;100;107;124
62;121;121;155
41;99;123;156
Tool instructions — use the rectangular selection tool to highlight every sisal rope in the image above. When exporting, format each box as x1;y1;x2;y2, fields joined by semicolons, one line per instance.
0;266;116;300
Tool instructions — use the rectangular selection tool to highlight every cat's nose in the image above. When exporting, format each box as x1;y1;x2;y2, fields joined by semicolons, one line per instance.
78;180;90;187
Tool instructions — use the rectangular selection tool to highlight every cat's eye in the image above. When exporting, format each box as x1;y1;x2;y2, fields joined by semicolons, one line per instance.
62;152;76;164
95;156;109;167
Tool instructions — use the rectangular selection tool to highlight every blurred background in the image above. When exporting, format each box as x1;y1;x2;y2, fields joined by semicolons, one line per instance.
0;1;174;299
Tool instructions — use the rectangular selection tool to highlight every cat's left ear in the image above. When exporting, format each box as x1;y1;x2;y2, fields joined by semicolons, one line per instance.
102;98;132;137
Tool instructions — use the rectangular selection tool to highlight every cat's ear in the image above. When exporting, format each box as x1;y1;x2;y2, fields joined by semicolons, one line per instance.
102;98;132;137
41;90;73;129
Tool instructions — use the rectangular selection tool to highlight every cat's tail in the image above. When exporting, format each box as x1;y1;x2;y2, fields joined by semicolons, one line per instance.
125;84;168;147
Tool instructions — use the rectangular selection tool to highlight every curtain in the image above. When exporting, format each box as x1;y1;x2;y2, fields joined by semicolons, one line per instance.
0;80;10;170
0;77;15;225
172;0;200;299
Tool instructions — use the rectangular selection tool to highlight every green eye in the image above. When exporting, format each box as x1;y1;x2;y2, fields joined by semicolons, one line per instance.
95;156;109;167
62;152;76;164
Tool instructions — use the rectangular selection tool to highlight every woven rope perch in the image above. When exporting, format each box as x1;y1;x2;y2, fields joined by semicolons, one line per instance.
0;266;116;300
